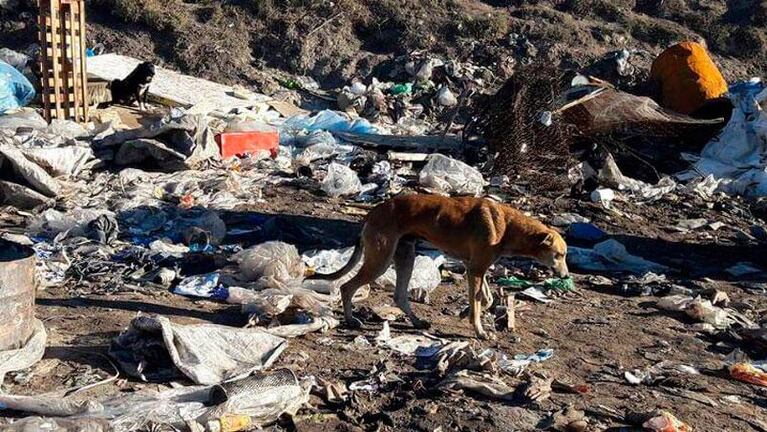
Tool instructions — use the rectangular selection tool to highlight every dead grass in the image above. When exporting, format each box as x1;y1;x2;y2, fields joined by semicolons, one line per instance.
77;0;765;89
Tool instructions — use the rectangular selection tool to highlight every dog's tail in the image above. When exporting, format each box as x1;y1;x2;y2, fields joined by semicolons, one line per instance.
309;236;363;281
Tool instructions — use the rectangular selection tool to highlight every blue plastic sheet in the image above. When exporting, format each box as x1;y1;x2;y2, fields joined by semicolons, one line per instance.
279;109;378;145
0;60;35;113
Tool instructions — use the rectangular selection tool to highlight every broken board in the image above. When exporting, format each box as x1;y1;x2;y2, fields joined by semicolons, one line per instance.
87;54;271;111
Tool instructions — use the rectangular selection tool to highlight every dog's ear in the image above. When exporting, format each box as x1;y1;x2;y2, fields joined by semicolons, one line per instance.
536;232;555;247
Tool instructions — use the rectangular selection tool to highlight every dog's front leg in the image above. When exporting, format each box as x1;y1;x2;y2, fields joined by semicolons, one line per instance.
141;87;149;111
135;90;144;111
467;267;492;340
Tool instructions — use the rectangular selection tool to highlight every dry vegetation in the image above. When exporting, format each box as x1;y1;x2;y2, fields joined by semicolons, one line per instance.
4;0;764;89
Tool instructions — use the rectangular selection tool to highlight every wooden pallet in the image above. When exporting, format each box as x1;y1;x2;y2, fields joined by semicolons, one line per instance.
38;0;88;123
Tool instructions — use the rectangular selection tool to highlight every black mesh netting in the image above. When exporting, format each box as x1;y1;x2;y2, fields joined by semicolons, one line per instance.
469;62;578;193
470;62;728;191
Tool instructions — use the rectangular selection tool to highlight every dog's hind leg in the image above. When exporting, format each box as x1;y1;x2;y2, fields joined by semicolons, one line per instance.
393;238;430;330
339;234;397;328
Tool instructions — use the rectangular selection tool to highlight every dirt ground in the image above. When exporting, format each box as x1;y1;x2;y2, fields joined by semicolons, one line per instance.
2;180;766;431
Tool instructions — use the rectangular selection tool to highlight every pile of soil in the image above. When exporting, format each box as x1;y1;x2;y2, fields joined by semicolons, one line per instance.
2;0;765;92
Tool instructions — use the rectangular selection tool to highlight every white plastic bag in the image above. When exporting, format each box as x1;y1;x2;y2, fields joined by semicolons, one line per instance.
375;255;444;302
231;241;306;287
321;163;362;197
419;154;485;196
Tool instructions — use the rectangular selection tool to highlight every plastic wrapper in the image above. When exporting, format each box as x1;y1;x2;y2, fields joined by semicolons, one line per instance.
109;314;287;385
321;163;362;197
28;209;115;239
231;241;306;287
375;255;444;303
418;154;485;196
0;109;47;130
0;141;60;198
46;119;89;139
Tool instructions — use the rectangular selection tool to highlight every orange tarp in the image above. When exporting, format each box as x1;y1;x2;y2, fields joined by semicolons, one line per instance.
650;41;728;115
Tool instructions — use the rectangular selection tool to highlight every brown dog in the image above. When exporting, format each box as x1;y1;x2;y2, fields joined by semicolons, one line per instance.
312;194;569;339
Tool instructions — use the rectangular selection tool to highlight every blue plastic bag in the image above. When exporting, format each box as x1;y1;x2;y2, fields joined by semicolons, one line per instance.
279;109;378;144
567;222;607;242
0;61;35;113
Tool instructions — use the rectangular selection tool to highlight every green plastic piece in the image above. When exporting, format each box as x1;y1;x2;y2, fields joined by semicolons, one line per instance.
497;276;575;292
390;83;413;95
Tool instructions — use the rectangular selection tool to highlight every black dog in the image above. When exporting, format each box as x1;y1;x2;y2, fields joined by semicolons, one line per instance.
110;61;155;110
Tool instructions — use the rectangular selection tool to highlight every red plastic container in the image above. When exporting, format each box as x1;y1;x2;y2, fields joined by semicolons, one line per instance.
215;131;279;159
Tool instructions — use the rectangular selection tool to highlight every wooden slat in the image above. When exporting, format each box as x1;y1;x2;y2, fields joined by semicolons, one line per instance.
68;5;79;120
77;1;88;121
38;2;51;122
49;2;63;120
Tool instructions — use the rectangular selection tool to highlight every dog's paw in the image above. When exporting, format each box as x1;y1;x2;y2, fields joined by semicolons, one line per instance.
412;319;431;330
345;317;364;329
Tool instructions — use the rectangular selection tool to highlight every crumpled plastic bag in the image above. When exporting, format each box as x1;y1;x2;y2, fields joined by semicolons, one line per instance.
232;241;306;287
0;180;54;209
109;314;287;385
0;48;30;72
46;119;89;140
22;145;94;177
28;209;115;239
419;154;485;196
375;255;444;303
0;60;35;113
0;140;60;197
94;110;219;167
0;109;47;131
303;247;355;275
656;295;733;329
321;163;362;197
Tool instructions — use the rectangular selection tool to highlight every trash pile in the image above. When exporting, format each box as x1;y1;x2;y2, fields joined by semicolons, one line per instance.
0;37;766;431
330;52;489;136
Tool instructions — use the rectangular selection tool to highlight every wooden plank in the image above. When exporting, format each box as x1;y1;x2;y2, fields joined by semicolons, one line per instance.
77;2;88;121
39;3;52;122
68;4;79;121
58;3;70;119
49;2;63;120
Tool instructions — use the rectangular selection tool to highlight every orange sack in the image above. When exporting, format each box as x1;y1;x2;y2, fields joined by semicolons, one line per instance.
650;41;728;115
